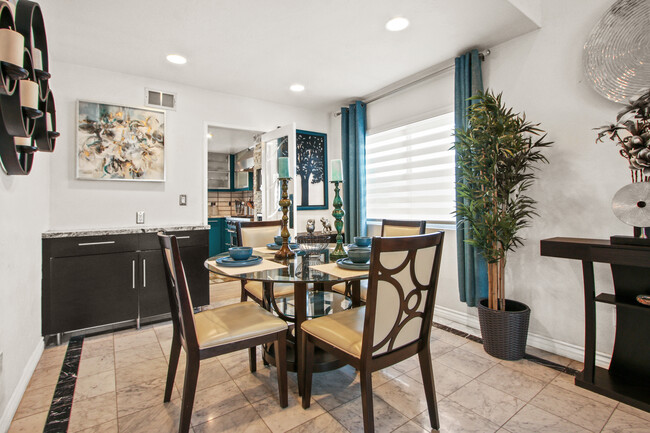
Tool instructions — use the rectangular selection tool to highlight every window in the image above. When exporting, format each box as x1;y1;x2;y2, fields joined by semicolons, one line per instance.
365;112;455;223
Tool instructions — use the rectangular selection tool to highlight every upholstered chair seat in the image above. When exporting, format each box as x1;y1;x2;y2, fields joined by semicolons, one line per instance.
301;306;365;357
331;280;368;301
244;281;295;301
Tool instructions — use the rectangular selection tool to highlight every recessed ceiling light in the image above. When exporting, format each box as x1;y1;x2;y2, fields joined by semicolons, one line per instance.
290;83;305;92
166;54;187;65
385;17;409;32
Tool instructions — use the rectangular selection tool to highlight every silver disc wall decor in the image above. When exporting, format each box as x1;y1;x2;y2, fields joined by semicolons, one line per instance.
612;182;650;227
583;0;650;103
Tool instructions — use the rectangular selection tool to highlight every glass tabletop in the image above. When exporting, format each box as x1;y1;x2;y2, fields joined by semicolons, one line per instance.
274;290;352;319
205;248;368;284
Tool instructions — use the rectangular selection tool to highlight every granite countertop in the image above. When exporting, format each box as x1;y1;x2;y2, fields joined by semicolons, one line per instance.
42;225;210;239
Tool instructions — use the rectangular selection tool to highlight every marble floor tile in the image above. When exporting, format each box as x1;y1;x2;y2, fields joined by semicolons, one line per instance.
308;368;360;411
81;338;114;360
502;404;590;433
175;357;231;393
118;399;182;433
499;358;560;383
286;412;348;433
117;376;179;418
35;345;67;371
190;379;250;426
234;367;281;404
549;372;618;407
330;394;408;433
68;392;117;432
436;347;496;378
114;328;159;352
567;359;584;371
448;380;526;425
428;338;457;359
458;340;500;361
476;364;546;401
391;420;428;433
76;419;119;433
115;356;168;390
370;366;403;387
374;374;433;419
74;370;116;401
77;352;114;378
391;355;421;374
252;391;325;433
25;364;61;392
618;402;650;422
405;360;473;397
219;348;264;379
430;328;470;347
13;382;56;419
601;408;650;433
412;399;500;433
8;410;48;433
114;341;165;369
193;404;271;433
525;346;573;366
529;384;616;432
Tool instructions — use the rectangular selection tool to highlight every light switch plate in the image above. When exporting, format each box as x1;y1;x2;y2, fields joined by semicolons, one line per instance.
179;194;187;206
136;211;145;224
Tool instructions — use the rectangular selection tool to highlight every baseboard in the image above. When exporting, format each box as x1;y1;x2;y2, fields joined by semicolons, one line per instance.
434;305;612;368
0;339;44;433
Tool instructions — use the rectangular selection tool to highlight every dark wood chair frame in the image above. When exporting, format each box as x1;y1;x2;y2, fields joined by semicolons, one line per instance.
235;220;282;305
380;218;426;236
301;232;444;433
158;233;288;433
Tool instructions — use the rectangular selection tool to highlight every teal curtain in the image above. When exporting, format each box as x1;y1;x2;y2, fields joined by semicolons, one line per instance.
341;101;367;239
455;49;488;307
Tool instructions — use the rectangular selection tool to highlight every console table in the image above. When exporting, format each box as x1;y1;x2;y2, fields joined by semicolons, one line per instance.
540;237;650;412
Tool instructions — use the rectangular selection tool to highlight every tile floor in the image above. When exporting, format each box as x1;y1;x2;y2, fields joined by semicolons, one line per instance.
9;281;650;433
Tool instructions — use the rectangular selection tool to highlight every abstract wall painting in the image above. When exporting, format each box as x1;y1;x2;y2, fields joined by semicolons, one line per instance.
76;101;165;181
296;130;327;210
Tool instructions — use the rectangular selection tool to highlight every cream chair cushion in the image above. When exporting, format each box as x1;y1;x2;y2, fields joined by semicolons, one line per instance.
301;306;365;358
240;225;281;248
194;302;287;349
331;280;368;301
244;281;295;300
382;224;422;237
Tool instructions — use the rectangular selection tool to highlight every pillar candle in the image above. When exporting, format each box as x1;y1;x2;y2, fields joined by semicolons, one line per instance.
33;48;43;70
278;156;290;178
331;159;343;181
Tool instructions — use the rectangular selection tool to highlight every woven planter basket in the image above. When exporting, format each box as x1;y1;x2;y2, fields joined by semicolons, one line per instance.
477;298;531;361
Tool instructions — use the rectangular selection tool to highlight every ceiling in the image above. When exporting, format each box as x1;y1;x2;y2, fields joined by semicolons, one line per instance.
207;126;261;154
42;0;538;110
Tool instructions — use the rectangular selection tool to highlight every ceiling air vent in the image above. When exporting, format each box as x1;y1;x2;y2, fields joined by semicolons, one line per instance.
145;88;176;110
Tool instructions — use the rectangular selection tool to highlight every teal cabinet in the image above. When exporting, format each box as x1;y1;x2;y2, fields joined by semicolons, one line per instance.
208;155;253;192
208;218;227;256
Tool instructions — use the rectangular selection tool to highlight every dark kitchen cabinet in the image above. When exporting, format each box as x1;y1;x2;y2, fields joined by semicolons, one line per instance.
42;229;209;337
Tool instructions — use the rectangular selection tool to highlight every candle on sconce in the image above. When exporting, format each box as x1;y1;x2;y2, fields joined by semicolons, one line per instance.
33;48;43;71
46;113;53;131
278;156;290;178
331;159;343;182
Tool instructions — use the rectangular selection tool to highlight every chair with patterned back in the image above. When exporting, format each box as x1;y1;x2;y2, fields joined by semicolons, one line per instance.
236;220;294;305
158;233;288;433
301;232;444;432
332;219;426;301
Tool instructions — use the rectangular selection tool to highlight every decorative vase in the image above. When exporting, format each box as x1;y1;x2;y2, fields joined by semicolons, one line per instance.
477;298;530;361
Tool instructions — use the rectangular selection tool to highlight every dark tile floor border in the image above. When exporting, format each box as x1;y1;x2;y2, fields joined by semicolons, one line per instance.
43;336;84;433
432;322;580;375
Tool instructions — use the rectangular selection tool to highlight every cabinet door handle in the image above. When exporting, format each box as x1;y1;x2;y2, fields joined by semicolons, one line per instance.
132;260;136;289
143;259;146;288
176;236;190;240
78;241;115;246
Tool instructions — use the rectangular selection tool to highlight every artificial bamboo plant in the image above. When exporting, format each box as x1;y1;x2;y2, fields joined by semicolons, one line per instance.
454;90;551;311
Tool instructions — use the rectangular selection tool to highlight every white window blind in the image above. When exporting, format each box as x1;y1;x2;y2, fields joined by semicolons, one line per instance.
365;112;455;223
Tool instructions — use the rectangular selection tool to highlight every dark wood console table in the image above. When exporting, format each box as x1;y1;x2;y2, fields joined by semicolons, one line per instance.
540;237;650;412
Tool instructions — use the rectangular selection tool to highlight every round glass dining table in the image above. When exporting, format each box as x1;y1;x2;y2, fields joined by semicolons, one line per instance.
204;249;368;381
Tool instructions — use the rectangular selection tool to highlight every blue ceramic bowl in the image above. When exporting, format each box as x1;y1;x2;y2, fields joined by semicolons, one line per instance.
347;247;371;263
274;235;290;245
353;236;372;247
229;246;253;261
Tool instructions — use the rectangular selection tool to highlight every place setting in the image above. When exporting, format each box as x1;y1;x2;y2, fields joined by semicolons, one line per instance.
309;236;372;278
210;246;287;275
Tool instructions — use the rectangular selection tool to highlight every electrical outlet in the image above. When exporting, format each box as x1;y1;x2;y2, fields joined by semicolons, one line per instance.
179;194;187;206
136;211;145;224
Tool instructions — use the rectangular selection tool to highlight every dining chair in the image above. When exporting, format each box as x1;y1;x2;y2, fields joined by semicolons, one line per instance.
236;220;294;305
301;232;444;433
158;233;288;433
332;219;426;301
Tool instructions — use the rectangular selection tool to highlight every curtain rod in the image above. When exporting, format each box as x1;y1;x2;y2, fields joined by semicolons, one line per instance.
334;49;490;116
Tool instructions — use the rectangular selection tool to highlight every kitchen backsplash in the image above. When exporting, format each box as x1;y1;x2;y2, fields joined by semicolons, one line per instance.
208;190;254;217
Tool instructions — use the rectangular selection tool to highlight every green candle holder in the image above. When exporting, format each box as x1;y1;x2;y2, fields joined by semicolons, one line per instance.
275;177;295;260
330;180;347;260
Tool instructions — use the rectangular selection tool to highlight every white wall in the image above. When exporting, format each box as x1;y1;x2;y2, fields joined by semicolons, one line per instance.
366;0;626;361
0;158;49;430
49;61;333;231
